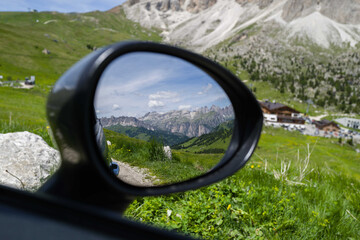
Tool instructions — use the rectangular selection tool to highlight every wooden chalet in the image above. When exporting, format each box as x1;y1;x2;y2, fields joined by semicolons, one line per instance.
314;120;340;132
259;101;305;125
259;101;300;116
277;115;305;124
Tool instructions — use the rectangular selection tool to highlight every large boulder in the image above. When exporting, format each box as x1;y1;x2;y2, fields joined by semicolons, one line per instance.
0;131;60;191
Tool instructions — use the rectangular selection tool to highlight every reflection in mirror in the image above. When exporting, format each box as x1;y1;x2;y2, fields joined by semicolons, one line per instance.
94;52;234;186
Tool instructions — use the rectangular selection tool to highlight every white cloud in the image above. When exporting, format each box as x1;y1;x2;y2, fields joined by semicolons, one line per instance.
148;100;165;108
198;83;213;95
178;105;192;110
112;104;120;110
149;91;178;100
120;70;169;93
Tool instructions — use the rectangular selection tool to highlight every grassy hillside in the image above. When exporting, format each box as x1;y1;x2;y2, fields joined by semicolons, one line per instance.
175;122;359;181
0;86;53;145
0;10;161;144
222;61;325;116
0;10;161;84
173;120;233;153
106;125;189;146
256;127;360;181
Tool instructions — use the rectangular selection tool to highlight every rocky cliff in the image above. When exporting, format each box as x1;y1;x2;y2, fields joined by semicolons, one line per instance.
101;105;234;137
121;0;217;13
282;0;360;24
100;116;154;130
118;0;360;51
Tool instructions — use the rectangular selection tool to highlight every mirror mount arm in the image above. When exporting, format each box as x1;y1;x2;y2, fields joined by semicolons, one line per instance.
38;164;135;213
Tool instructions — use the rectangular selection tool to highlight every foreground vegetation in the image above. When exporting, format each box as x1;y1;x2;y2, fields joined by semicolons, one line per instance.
125;127;360;239
0;86;53;146
126;163;359;239
104;129;222;185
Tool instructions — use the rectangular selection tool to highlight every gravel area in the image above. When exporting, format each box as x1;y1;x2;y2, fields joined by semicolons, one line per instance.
112;159;157;187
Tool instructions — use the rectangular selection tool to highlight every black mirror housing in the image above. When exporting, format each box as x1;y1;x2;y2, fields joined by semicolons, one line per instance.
40;41;263;211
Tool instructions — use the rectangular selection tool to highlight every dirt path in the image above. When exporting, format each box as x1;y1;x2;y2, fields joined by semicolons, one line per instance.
112;159;157;187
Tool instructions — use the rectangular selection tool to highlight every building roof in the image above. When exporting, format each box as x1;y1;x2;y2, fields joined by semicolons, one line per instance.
314;120;339;128
259;101;300;113
277;115;304;121
260;101;285;110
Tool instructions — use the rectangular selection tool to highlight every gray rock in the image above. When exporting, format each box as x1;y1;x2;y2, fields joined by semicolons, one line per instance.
128;0;140;6
282;0;360;24
282;0;318;22
0;132;60;191
186;0;217;13
163;146;172;159
236;0;273;9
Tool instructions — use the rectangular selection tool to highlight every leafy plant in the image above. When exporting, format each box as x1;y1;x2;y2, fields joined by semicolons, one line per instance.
148;138;167;162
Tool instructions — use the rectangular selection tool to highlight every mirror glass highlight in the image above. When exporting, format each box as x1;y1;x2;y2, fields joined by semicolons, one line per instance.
94;52;234;186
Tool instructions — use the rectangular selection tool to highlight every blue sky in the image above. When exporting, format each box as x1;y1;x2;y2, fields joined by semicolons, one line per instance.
0;0;126;12
94;52;231;118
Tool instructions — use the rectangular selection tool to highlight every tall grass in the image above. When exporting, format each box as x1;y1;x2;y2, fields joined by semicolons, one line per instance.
0;86;54;147
125;140;360;239
0;121;54;148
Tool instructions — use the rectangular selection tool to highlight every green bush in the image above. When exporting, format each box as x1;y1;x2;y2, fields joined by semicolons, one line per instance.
148;138;167;162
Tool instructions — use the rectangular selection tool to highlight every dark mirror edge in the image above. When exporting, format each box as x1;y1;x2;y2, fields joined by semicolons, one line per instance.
42;41;263;203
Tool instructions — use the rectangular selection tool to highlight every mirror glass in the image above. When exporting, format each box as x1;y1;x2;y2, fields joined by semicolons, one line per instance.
94;52;234;186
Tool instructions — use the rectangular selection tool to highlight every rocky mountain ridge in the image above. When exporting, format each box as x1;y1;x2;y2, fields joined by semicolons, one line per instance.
100;116;155;130
117;0;360;51
111;0;360;113
100;105;234;137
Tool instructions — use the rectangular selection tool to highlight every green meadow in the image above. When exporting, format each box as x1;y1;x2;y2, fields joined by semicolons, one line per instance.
0;86;52;146
104;129;222;185
0;10;161;145
126;127;360;239
0;11;161;84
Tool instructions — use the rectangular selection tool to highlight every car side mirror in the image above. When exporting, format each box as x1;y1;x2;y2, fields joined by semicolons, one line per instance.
40;41;263;212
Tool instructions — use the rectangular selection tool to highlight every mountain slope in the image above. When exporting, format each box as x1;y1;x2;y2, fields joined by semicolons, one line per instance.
100;105;234;138
0;10;161;141
105;125;189;146
0;10;161;84
120;0;360;51
140;105;234;137
172;120;233;153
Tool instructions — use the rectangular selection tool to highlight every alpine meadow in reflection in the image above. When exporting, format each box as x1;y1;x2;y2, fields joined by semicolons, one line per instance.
94;52;234;186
